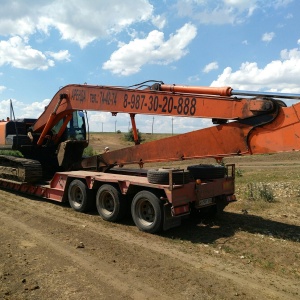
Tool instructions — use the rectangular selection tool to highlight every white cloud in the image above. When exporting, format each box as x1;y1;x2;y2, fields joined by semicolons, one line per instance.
0;13;36;37
151;14;167;30
273;0;293;9
0;98;51;119
285;13;293;19
174;0;293;25
280;47;300;60
203;61;219;73
0;86;6;93
89;112;112;125
262;32;275;43
0;99;12;118
0;0;159;48
188;75;200;82
174;0;258;24
211;43;300;93
102;23;197;75
0;36;71;70
46;50;71;62
223;0;257;16
0;36;54;70
20;99;51;118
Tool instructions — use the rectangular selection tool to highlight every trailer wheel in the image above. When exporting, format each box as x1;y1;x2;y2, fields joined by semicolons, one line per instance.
96;184;125;222
147;168;190;185
131;191;163;233
68;180;90;212
187;164;226;180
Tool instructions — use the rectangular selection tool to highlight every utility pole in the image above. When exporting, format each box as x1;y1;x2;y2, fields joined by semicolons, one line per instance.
172;117;174;135
115;120;117;132
152;117;154;134
101;122;103;132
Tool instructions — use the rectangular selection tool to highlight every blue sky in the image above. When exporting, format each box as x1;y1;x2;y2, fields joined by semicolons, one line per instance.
0;0;299;133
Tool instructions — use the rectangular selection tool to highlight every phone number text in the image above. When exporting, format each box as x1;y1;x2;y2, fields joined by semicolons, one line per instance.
123;94;197;116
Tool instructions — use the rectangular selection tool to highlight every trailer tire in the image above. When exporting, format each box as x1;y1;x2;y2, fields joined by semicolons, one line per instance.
131;191;163;233
147;168;190;185
187;164;226;180
68;179;90;212
96;184;125;222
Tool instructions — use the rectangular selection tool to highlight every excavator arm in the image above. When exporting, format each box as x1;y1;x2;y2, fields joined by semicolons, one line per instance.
81;99;300;170
32;82;276;143
30;81;300;171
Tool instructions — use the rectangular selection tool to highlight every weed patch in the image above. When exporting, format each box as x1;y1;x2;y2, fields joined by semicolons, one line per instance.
236;168;243;177
83;145;96;156
245;182;275;203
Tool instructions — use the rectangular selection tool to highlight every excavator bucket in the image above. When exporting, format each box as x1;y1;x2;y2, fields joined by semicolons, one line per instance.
57;140;88;170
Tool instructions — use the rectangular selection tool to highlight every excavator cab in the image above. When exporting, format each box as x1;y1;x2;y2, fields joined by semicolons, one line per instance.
66;111;86;141
56;111;88;170
50;110;86;143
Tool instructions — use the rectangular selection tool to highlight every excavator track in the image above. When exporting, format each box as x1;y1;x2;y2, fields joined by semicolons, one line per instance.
0;155;43;183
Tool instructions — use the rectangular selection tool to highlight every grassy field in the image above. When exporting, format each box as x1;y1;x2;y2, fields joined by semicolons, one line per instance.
88;131;173;152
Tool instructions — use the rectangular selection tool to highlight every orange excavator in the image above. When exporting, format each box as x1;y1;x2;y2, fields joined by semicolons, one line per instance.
0;81;300;233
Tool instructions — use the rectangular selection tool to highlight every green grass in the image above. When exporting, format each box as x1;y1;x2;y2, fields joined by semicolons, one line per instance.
0;150;23;157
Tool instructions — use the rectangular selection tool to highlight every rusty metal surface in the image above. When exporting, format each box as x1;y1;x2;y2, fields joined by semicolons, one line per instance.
248;103;300;154
0;168;235;210
25;82;300;172
159;84;233;96
32;83;276;134
96;122;252;168
78;102;300;169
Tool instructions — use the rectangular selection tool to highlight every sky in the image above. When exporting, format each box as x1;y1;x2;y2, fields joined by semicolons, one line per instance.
0;0;300;134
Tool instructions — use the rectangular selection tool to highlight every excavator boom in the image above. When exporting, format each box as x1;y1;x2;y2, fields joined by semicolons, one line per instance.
32;83;276;143
26;81;300;170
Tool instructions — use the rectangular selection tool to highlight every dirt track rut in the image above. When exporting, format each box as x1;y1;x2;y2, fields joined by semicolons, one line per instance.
0;189;299;299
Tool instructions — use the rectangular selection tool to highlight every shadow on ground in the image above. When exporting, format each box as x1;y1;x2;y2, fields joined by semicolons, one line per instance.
161;211;300;244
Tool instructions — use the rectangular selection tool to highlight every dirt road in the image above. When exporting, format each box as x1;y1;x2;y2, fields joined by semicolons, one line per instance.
1;187;299;300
